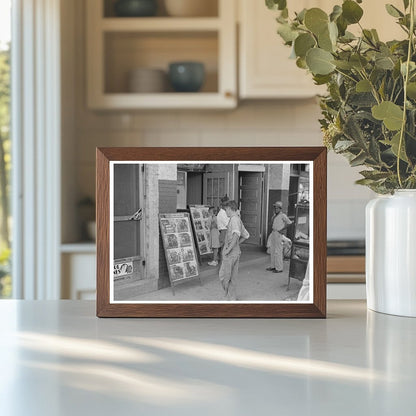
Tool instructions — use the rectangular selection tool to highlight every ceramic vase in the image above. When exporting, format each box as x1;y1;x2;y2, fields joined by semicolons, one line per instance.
366;190;416;317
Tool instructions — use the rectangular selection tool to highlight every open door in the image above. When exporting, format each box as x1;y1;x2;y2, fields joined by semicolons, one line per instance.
239;172;263;245
113;164;142;260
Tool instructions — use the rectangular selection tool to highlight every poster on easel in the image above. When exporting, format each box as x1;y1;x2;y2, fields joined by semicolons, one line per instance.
159;213;199;285
189;205;212;256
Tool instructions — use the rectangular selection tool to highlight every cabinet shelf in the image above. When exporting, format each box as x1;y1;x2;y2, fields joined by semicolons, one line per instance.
86;0;236;109
91;92;235;110
101;17;221;32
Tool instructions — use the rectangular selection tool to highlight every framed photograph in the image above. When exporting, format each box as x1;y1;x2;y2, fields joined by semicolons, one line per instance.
96;147;327;318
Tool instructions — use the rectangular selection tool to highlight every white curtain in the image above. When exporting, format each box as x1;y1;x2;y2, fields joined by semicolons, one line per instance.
12;0;61;299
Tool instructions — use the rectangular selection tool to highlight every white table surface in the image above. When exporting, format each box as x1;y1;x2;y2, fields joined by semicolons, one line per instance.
0;300;415;416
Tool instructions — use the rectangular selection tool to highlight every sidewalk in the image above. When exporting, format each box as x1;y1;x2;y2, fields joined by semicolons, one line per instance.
130;245;303;302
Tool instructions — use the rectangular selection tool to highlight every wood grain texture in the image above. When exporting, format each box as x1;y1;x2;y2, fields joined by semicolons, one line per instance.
96;147;327;318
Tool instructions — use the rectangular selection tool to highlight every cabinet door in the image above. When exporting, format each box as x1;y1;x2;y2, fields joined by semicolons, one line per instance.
239;0;326;99
239;0;404;99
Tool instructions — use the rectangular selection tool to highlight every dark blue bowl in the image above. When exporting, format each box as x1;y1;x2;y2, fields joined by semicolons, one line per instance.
168;62;205;93
114;0;157;17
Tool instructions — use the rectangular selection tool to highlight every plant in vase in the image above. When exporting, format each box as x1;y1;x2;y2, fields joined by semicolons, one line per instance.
266;0;416;316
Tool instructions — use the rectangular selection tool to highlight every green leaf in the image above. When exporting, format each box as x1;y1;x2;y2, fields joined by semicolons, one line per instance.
360;170;392;181
355;178;378;186
266;0;287;11
371;29;380;42
334;140;355;152
296;8;307;23
375;55;395;70
306;48;335;75
407;82;416;99
356;79;372;92
313;74;332;85
318;27;334;52
296;57;308;69
403;0;410;10
332;60;351;70
372;101;404;131
294;33;316;58
350;54;368;70
350;151;368;167
277;23;298;43
304;8;329;35
330;5;342;22
344;114;367;147
381;132;409;162
339;31;356;43
342;0;364;24
336;15;348;36
385;4;404;18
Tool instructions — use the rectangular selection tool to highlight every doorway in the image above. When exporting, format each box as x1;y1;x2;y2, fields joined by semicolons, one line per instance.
238;171;263;245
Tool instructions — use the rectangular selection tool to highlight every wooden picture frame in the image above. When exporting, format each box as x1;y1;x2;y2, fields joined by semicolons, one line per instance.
96;147;327;318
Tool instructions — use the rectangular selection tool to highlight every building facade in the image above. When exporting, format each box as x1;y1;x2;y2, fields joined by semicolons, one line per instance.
113;163;309;299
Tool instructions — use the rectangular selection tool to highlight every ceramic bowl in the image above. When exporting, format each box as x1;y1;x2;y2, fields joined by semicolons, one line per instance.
168;62;205;92
128;68;167;93
86;221;96;241
114;0;158;17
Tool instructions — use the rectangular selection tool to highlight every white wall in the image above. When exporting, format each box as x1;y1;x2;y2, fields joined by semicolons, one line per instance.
61;0;374;243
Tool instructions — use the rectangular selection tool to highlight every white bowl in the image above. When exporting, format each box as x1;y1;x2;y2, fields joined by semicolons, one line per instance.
164;0;218;17
87;221;96;241
128;68;167;93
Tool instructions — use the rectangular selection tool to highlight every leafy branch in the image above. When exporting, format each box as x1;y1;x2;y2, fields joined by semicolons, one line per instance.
266;0;416;193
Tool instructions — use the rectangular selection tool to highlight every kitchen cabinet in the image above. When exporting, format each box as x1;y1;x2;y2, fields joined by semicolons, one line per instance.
238;0;404;99
86;0;237;109
61;244;96;300
239;0;325;99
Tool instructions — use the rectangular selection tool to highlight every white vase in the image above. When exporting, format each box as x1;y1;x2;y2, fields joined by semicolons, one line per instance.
366;190;416;317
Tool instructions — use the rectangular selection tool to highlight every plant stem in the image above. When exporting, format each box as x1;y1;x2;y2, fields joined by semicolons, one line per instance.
397;0;415;188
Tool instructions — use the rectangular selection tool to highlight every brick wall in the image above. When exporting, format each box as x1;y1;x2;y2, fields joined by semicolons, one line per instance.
158;179;178;289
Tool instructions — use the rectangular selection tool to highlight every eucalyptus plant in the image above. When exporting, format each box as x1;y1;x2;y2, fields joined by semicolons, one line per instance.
266;0;416;193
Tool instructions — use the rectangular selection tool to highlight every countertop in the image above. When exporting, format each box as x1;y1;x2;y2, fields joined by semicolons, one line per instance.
0;300;415;415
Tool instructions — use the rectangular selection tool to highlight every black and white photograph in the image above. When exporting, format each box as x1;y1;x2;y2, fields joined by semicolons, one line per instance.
110;162;312;303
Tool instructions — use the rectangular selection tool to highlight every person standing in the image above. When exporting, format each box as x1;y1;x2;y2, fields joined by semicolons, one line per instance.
218;200;249;300
207;206;220;266
266;201;292;273
216;195;230;252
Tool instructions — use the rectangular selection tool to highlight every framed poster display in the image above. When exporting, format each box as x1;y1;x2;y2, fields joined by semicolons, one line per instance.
189;205;212;257
159;213;201;294
96;147;327;318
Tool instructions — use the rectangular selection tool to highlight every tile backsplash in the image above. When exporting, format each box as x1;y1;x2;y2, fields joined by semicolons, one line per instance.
60;0;373;243
71;100;373;241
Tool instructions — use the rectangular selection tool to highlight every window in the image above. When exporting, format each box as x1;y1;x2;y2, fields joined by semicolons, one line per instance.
0;0;11;298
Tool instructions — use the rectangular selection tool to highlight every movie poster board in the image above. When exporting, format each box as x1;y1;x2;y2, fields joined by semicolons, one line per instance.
189;205;212;256
159;213;200;286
